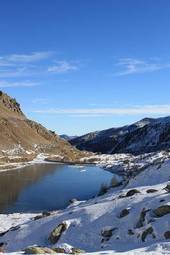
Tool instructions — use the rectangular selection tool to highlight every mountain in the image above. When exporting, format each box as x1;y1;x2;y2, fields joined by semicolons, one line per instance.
0;91;84;161
60;134;78;141
70;117;170;155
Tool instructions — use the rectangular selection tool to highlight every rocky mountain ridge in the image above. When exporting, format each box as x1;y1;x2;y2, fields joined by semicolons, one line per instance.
70;117;170;155
0;91;86;162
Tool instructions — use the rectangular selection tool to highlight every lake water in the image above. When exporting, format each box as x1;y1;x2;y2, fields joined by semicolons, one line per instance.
0;163;113;213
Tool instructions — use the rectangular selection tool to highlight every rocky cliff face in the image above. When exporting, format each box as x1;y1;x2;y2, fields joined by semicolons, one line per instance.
70;117;170;155
0;91;85;161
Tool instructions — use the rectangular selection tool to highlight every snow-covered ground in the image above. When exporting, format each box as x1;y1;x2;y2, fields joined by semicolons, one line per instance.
0;151;170;254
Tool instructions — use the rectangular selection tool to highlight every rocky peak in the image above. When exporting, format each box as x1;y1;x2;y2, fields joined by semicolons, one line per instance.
0;91;24;116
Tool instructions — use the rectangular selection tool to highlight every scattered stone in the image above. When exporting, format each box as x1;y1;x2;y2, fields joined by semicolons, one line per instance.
49;222;68;244
141;227;154;242
146;189;158;193
119;208;130;218
136;208;150;228
164;231;170;239
153;205;170;217
160;199;165;203
126;189;140;197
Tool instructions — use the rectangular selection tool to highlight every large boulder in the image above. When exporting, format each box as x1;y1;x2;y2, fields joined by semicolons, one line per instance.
24;246;56;254
49;222;68;244
153;205;170;217
126;189;140;197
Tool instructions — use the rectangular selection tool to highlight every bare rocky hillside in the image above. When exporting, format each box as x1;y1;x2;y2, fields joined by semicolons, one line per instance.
0;91;85;161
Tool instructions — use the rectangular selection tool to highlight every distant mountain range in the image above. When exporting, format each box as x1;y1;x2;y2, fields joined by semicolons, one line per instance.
60;134;78;141
70;117;170;155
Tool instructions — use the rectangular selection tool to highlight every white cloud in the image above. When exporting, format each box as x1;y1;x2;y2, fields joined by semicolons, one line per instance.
115;58;170;76
0;52;79;77
33;105;170;116
0;80;38;88
48;61;78;73
0;51;52;65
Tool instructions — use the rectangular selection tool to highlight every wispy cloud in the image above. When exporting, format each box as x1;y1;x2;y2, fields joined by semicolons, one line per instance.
48;61;78;73
32;98;48;104
115;58;170;76
0;52;79;78
0;51;52;66
33;105;170;116
0;80;38;88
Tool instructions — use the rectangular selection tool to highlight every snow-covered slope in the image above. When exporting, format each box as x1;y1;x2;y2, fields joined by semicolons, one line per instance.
70;117;170;155
0;151;170;254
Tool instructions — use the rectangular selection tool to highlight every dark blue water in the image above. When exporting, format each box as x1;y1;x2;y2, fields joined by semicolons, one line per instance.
0;163;113;213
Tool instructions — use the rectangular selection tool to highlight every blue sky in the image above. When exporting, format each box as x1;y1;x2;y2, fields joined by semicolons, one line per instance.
0;0;170;135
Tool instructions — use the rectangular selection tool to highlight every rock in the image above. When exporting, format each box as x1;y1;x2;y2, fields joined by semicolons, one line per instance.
53;243;85;254
164;184;170;193
136;208;150;228
164;231;170;239
49;222;68;244
141;227;154;242
101;227;117;238
53;247;66;253
146;189;158;193
72;247;85;254
24;246;56;254
126;189;140;197
128;229;134;235
153;205;170;217
119;208;130;218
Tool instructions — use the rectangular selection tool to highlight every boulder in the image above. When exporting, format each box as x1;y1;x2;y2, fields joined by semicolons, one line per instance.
146;189;158;193
101;227;117;238
153;205;170;217
141;227;155;242
24;246;56;254
126;189;140;197
49;222;68;244
119;208;130;218
53;243;85;254
164;231;170;239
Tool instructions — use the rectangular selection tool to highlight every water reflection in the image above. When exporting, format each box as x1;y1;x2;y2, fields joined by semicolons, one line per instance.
0;164;113;213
